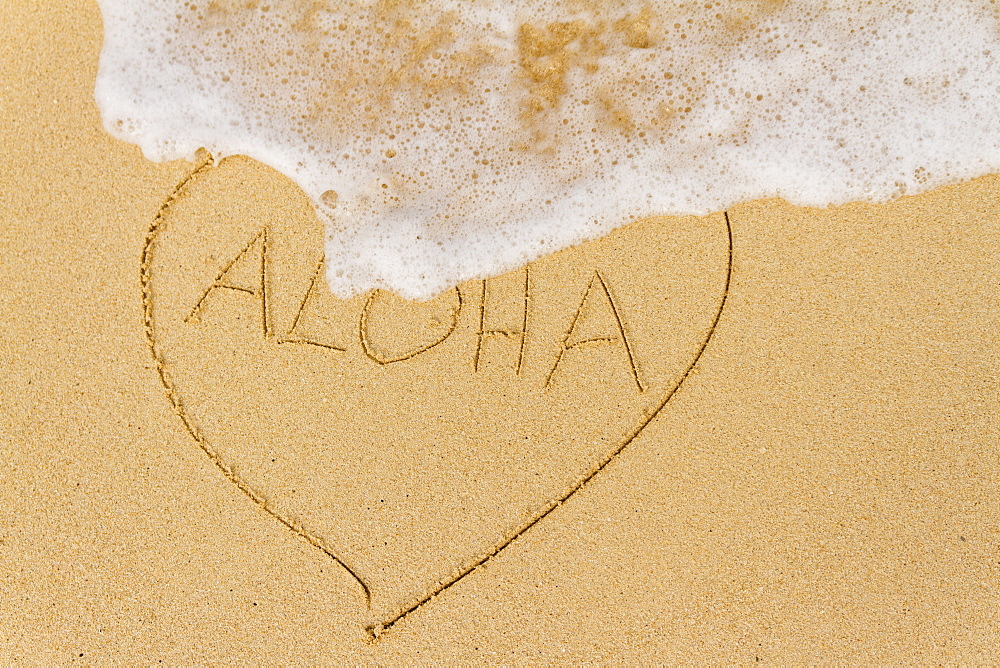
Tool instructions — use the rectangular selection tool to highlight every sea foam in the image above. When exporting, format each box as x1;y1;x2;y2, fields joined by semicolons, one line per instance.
96;1;1000;298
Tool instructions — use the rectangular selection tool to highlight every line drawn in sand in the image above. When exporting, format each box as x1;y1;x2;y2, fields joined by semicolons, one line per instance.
141;153;733;641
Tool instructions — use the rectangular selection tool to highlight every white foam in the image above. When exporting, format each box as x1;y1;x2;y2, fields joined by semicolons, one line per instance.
96;1;1000;298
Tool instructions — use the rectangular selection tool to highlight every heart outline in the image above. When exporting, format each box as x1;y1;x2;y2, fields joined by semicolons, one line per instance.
140;153;734;640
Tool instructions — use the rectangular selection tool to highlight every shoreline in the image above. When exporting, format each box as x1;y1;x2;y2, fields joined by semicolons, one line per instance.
2;1;1000;662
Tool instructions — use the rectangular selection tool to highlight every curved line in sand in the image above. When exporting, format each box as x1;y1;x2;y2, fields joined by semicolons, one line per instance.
140;154;373;607
142;155;734;641
367;209;734;641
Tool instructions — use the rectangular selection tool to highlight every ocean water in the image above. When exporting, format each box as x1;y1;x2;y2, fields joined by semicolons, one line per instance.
96;1;1000;299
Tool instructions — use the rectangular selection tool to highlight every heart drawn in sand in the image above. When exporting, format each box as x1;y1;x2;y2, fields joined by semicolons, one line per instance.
142;155;732;638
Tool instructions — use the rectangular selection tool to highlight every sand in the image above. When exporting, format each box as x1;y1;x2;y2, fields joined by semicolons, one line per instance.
2;1;999;662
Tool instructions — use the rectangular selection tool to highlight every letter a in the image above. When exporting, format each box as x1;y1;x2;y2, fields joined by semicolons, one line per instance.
186;227;271;337
545;270;644;392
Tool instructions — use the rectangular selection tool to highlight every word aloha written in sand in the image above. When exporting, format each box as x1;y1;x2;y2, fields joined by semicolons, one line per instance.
144;157;731;635
184;227;644;391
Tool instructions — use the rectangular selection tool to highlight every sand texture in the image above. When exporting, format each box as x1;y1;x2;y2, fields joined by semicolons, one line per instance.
1;1;999;662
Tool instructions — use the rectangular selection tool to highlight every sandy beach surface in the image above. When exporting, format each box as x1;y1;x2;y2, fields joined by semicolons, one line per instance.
2;1;999;662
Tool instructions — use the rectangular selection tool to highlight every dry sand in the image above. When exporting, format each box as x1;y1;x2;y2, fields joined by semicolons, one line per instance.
1;1;999;662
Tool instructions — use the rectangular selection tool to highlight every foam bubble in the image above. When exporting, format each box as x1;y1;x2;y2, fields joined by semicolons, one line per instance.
96;1;1000;298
